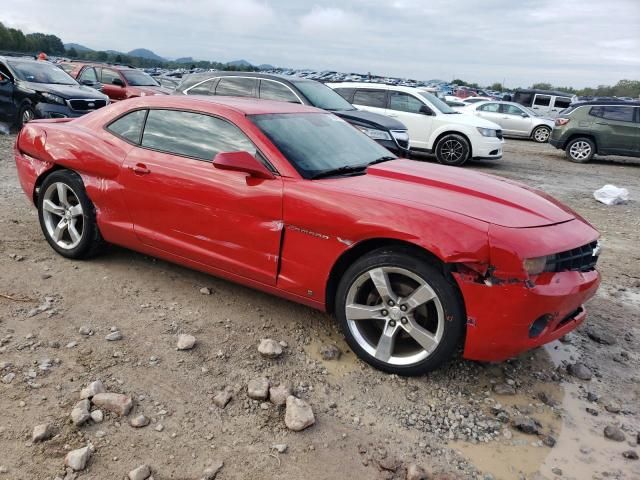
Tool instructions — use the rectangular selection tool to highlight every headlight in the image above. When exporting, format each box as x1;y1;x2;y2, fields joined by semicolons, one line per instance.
355;126;392;141
476;127;498;137
390;130;409;142
523;256;549;275
40;92;66;105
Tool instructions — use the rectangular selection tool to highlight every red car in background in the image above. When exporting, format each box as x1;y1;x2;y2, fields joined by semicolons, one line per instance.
59;62;170;101
14;96;601;375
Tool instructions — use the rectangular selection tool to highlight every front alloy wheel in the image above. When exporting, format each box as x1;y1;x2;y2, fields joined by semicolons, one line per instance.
532;126;551;143
435;134;470;166
336;249;465;375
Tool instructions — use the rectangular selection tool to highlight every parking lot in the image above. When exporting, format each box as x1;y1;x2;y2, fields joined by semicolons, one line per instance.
1;132;639;480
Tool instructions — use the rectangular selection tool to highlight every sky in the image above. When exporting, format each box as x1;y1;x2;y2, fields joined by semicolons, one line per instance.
2;0;639;88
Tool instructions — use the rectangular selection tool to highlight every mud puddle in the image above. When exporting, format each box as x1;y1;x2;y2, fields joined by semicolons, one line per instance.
304;325;361;377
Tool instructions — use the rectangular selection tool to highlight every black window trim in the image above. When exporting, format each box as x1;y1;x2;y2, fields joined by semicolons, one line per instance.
103;107;279;174
353;88;389;109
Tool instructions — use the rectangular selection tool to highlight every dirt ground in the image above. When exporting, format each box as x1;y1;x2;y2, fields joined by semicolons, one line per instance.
0;131;639;480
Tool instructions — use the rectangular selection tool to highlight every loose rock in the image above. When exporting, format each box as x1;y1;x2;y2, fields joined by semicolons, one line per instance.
1;372;15;384
320;344;342;360
78;326;93;336
622;450;638;460
213;390;232;409
177;334;197;350
71;399;91;426
105;331;123;341
91;410;104;423
128;464;151;480
585;327;616;345
284;395;315;431
512;416;541;435
269;384;292;406
200;287;212;295
272;444;288;454
92;392;133;416
130;414;150;428
64;446;91;471
247;377;270;400
568;363;592;381
201;461;224;480
80;380;105;399
492;383;516;395
406;463;428;480
604;425;625;442
32;423;54;442
258;338;282;358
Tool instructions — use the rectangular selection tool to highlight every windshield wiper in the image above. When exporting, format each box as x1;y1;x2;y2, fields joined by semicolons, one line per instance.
310;165;367;179
368;155;396;166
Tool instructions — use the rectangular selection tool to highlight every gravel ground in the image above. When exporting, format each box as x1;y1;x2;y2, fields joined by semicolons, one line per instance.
0;131;639;480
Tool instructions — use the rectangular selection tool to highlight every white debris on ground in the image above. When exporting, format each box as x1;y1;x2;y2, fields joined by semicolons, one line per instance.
594;184;630;205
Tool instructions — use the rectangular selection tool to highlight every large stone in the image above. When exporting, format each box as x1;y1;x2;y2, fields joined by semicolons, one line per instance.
493;383;516;395
213;390;232;409
105;331;123;341
80;380;105;400
623;450;639;460
130;414;150;428
512;416;542;435
64;446;91;471
320;344;342;361
128;464;151;480
201;461;224;480
585;327;616;345
177;334;197;350
604;425;625;442
269;384;292;406
568;363;593;381
284;396;315;431
92;393;133;416
32;423;54;442
247;377;270;400
406;463;428;480
258;339;282;358
71;399;91;426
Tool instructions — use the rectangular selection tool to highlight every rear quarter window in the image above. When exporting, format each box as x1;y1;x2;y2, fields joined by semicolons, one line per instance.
353;89;386;108
106;109;147;144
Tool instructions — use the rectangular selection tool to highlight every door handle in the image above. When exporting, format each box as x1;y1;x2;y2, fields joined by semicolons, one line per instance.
128;163;150;175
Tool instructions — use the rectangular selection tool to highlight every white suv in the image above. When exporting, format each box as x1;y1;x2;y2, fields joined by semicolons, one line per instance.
328;83;504;166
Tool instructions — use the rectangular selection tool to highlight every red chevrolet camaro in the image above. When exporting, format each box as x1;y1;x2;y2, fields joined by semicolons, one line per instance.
14;96;601;375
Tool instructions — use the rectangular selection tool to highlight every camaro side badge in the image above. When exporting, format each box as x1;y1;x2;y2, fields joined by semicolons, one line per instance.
286;225;329;240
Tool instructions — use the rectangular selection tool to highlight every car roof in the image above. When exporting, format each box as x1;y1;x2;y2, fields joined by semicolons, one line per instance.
123;94;323;115
0;55;43;64
327;82;422;93
181;71;322;87
514;88;573;97
569;100;640;107
59;61;137;71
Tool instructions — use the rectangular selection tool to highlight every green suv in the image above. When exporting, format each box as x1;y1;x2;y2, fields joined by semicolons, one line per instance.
550;101;640;162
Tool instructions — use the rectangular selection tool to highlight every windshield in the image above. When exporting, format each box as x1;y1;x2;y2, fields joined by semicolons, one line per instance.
8;60;77;85
418;91;457;114
294;81;356;111
122;70;159;86
250;112;395;179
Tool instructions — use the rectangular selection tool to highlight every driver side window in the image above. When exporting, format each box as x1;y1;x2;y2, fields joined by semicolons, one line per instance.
389;92;424;113
478;103;500;112
502;104;524;115
79;67;98;83
101;68;121;85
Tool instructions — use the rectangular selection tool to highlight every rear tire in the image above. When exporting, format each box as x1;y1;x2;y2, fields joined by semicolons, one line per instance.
565;137;595;163
16;104;35;130
335;248;465;376
531;126;551;143
37;170;105;259
435;134;470;166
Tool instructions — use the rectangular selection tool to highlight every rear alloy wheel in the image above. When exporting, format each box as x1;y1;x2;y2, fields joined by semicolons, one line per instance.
336;249;464;375
37;170;105;259
435;134;470;166
531;126;551;143
565;137;595;163
17;105;35;129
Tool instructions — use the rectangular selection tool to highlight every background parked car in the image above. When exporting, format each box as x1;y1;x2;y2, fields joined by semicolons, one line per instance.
550;100;640;162
176;72;410;157
60;61;171;101
504;89;573;118
0;55;108;128
460;100;555;143
329;82;503;166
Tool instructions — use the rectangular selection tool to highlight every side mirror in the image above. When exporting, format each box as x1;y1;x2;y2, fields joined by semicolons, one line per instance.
112;78;125;87
520;113;529;118
81;79;96;86
213;151;275;180
419;105;434;116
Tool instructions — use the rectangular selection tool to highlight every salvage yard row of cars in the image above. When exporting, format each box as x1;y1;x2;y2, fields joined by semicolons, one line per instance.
5;54;613;376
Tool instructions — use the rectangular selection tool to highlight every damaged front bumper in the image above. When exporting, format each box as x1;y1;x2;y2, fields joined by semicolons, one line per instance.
454;219;601;362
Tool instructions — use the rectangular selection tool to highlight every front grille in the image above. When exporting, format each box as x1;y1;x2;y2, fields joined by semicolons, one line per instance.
496;130;503;140
545;241;599;273
67;99;108;112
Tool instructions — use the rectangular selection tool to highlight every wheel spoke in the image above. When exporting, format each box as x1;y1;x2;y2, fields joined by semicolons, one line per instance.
401;284;435;311
346;303;384;320
375;322;398;362
68;204;83;217
57;183;70;208
68;221;81;243
402;318;438;353
53;219;67;242
369;268;397;303
43;199;64;217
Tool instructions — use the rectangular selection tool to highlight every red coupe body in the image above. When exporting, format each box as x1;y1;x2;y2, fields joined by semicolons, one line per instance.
14;96;600;362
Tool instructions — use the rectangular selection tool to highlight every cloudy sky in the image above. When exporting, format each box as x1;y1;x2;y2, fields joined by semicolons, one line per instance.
3;0;639;88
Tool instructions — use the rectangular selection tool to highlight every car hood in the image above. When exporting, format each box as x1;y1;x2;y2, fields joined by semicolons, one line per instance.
21;81;108;100
440;111;502;130
326;160;575;228
333;109;407;130
130;85;172;96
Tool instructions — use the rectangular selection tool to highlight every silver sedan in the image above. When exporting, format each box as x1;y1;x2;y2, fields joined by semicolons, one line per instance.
458;101;555;143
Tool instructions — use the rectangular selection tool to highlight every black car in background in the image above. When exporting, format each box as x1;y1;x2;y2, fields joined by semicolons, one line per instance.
0;56;109;129
175;72;410;156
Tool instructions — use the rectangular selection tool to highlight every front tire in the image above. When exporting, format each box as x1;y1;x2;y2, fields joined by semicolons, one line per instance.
16;104;35;129
335;248;465;375
37;170;105;259
531;126;551;143
434;134;471;166
565;137;595;163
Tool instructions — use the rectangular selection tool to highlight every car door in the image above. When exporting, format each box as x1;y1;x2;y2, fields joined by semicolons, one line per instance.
100;68;127;101
118;108;283;285
550;96;572;116
531;94;552;116
385;90;433;150
474;102;504;129
351;88;388;116
500;103;532;136
77;67;101;89
0;63;16;123
590;105;638;155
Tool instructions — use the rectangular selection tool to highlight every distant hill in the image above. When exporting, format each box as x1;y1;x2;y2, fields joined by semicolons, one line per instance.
127;48;165;61
105;49;125;56
175;57;195;64
64;43;93;52
226;59;252;68
258;64;275;70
